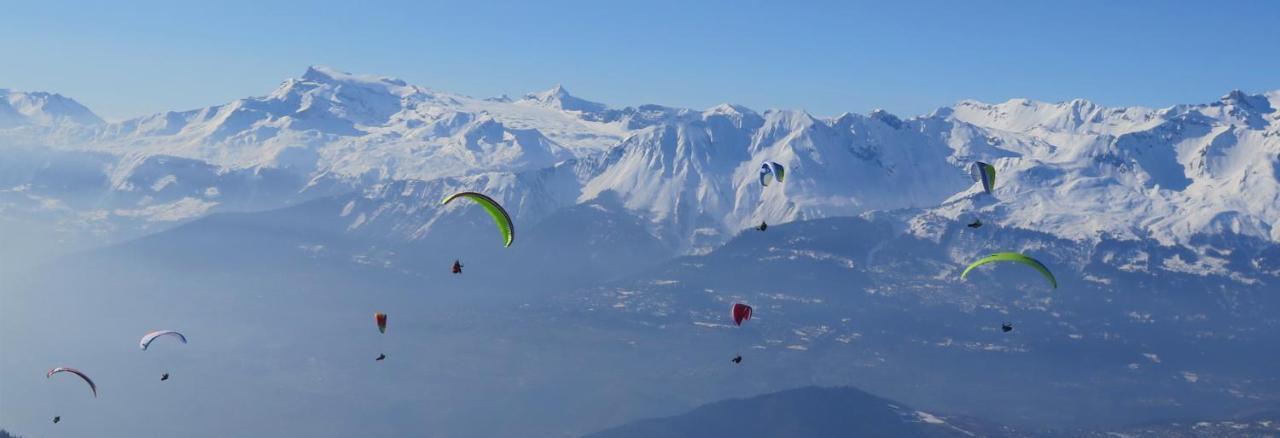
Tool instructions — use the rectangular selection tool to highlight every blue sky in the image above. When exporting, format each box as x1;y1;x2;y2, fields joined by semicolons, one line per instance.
3;0;1277;120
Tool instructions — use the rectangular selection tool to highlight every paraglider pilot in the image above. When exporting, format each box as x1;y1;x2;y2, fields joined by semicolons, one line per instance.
756;221;768;231
731;355;742;364
1001;322;1013;333
452;260;463;274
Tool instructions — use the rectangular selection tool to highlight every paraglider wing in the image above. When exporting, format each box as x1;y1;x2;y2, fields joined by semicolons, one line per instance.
961;252;1057;289
375;312;387;334
731;303;753;326
441;192;514;247
969;162;996;194
759;162;785;187
139;330;187;350
47;367;97;398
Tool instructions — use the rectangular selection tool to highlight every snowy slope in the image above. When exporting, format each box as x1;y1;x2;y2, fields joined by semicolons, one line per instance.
579;105;962;253
928;90;1280;246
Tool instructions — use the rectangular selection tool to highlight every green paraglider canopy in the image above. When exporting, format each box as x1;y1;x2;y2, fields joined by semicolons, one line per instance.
961;252;1057;289
970;161;996;195
441;191;514;247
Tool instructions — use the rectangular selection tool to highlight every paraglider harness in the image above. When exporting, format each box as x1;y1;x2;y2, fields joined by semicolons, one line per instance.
1001;322;1013;333
755;222;768;232
967;219;983;229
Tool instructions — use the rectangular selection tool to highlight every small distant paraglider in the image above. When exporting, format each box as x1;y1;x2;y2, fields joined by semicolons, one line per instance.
441;191;514;247
48;367;97;398
759;161;785;187
139;330;187;351
140;330;187;381
452;260;464;274
47;367;95;423
731;303;753;326
756;162;784;235
729;303;753;363
375;312;388;361
961;252;1058;289
967;219;983;229
970;161;996;195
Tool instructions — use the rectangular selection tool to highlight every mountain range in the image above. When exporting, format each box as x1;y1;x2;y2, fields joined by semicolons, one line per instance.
3;67;1277;263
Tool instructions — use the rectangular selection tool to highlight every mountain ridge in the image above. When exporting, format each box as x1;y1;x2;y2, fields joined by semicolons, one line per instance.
582;386;1011;438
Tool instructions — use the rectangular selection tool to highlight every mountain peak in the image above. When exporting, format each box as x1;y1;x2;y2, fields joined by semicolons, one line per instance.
301;65;343;82
1;89;104;127
706;103;754;115
300;65;408;88
869;108;904;129
484;94;513;103
1219;89;1274;113
519;84;606;113
523;84;569;101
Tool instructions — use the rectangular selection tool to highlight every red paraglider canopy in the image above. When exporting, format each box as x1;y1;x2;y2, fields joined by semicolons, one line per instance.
731;303;753;326
375;313;388;334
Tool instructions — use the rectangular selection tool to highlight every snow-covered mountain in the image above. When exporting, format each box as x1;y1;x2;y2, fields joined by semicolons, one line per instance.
573;105;965;253
1;89;102;128
1;66;1277;265
932;91;1280;246
518;84;608;114
63;66;621;179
